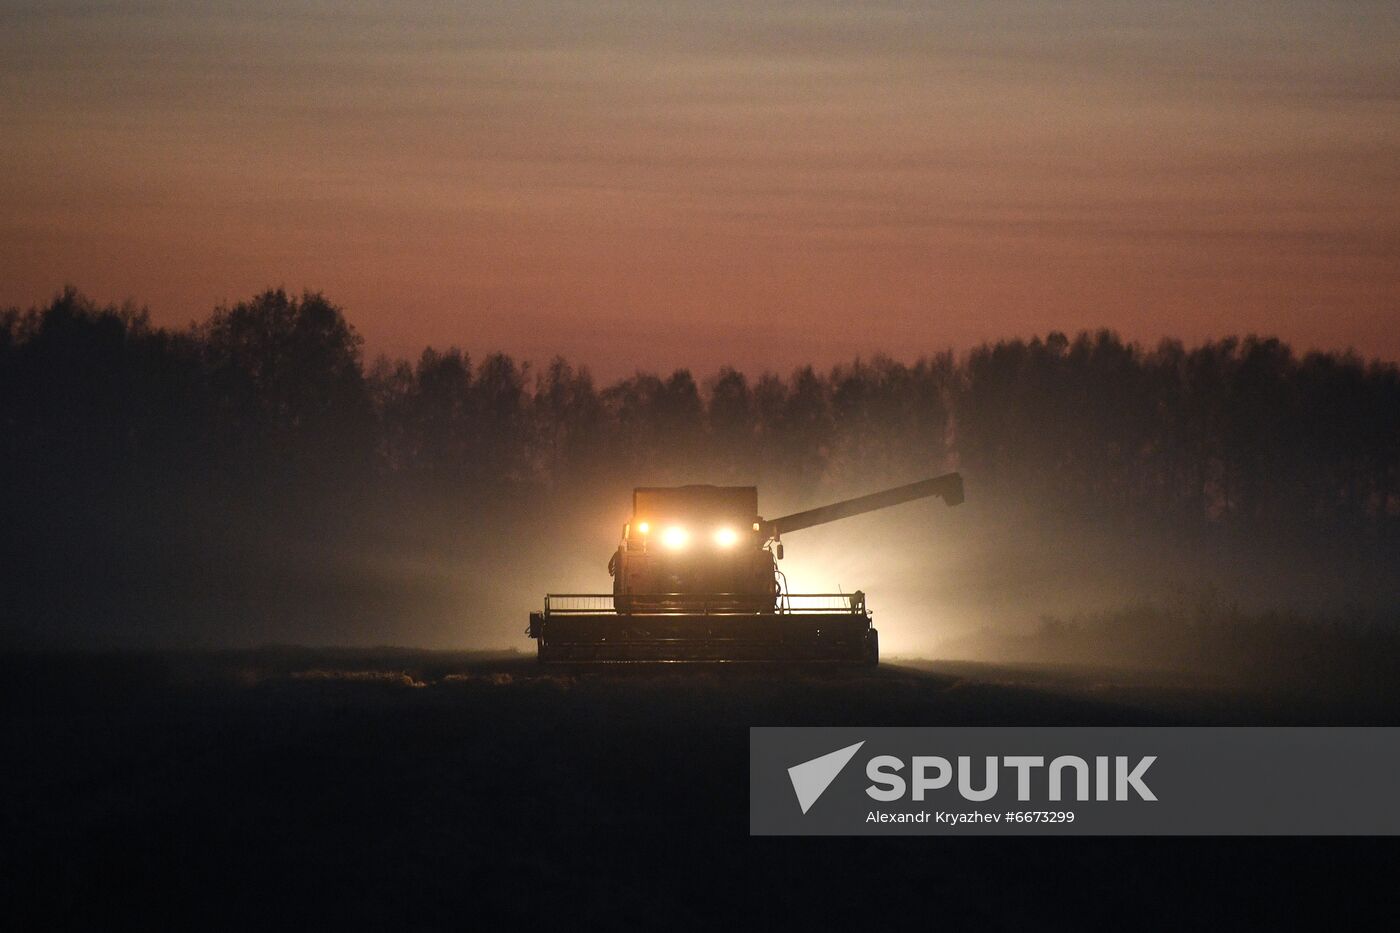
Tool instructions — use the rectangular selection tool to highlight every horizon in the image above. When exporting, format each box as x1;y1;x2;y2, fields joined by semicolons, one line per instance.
11;285;1400;382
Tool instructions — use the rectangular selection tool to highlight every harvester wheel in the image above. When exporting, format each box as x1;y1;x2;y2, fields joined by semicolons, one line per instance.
864;630;879;667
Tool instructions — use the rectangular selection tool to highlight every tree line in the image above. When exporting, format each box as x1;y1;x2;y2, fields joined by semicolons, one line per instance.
4;287;1396;527
3;287;1398;644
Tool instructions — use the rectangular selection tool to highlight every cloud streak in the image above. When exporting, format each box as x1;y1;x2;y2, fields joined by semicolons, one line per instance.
1;0;1397;374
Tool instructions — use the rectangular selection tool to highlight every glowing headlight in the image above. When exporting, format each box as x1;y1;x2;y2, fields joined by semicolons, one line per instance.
636;521;650;535
712;526;739;548
661;525;689;550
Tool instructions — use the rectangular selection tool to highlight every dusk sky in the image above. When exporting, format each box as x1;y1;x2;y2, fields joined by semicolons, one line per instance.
3;1;1397;375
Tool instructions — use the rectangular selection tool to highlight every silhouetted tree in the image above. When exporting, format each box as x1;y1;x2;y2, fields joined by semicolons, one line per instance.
534;356;604;489
707;367;757;481
201;289;371;486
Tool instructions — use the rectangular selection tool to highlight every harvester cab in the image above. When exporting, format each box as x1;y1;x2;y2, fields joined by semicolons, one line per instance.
528;472;963;665
609;485;774;614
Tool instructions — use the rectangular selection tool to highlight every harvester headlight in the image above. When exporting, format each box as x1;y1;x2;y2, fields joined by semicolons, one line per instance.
637;521;650;535
712;526;739;548
661;525;689;550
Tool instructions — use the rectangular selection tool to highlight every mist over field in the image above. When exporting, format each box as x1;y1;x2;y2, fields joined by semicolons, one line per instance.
3;288;1399;669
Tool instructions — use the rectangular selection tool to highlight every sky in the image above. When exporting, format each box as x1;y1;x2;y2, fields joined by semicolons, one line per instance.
2;0;1397;376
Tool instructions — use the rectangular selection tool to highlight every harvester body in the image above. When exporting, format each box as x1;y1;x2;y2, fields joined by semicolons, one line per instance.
527;472;963;664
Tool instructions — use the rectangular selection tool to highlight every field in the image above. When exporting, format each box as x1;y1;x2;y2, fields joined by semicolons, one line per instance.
3;648;1395;927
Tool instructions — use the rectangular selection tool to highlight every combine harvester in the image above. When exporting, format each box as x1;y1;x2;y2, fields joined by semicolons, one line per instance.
527;473;963;665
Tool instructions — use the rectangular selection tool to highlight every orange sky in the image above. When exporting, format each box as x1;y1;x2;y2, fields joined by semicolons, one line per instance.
2;1;1397;376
